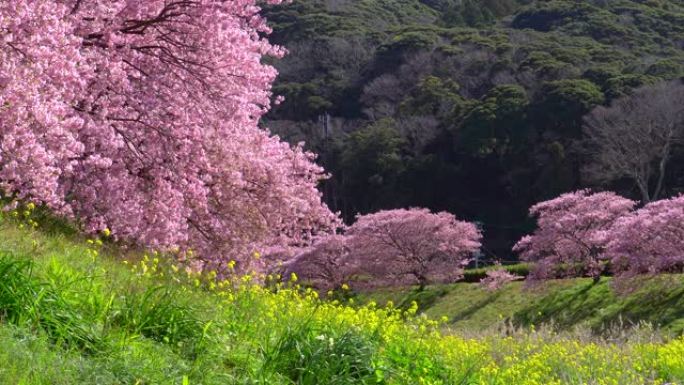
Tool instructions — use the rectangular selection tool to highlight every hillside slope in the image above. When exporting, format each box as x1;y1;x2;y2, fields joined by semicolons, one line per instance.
1;214;684;383
262;0;684;257
360;276;684;335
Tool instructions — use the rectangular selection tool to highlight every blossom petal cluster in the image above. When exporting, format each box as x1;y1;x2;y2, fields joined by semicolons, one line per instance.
480;266;521;291
0;0;337;270
281;234;358;291
514;190;636;280
347;208;482;288
280;208;482;290
607;195;684;277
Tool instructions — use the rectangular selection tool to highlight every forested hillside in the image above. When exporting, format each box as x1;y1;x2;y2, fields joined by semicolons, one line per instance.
263;0;684;257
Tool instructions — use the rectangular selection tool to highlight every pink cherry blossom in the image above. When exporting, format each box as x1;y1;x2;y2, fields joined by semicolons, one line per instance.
480;265;521;291
281;234;359;291
0;0;338;271
514;190;636;281
346;208;482;289
607;195;684;278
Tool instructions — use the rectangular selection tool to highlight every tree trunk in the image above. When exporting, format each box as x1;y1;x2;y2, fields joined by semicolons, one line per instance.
417;275;428;291
636;178;651;204
653;143;671;201
417;281;426;291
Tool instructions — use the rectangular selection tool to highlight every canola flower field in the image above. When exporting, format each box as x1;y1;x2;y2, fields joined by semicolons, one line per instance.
0;210;682;384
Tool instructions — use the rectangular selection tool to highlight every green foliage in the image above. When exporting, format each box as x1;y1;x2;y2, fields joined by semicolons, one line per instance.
442;0;496;27
263;0;438;41
264;0;684;259
112;286;206;348
338;119;408;213
396;286;450;312
512;2;596;32
539;79;605;114
399;76;467;118
341;120;405;175
457;84;529;156
536;78;605;133
263;324;378;385
424;0;526;26
603;73;659;99
646;59;684;78
0;255;103;351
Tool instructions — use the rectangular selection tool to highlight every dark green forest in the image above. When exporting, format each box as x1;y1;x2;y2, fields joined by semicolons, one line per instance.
262;0;684;259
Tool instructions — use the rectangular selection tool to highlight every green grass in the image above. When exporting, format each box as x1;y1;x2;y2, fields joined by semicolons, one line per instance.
0;219;383;384
459;263;530;283
359;275;684;335
1;214;684;384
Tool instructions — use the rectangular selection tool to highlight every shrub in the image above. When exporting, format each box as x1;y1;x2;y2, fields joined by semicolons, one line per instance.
479;266;521;291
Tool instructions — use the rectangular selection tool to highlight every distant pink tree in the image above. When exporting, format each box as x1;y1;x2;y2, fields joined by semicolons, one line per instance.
0;1;338;271
514;190;636;282
281;235;358;291
607;195;684;278
479;264;521;291
347;208;482;289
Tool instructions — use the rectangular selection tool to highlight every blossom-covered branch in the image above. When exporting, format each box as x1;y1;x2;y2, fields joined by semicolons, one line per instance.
0;0;338;271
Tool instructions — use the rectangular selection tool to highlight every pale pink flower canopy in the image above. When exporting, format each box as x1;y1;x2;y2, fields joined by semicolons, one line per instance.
0;0;338;271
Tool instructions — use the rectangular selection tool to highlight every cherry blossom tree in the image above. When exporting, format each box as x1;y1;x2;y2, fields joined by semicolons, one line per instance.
513;190;636;282
607;195;684;278
280;235;359;291
0;0;338;272
346;208;482;290
479;264;521;291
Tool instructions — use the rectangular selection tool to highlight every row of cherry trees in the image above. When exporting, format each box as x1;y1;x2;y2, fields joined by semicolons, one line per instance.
516;190;684;283
282;190;684;292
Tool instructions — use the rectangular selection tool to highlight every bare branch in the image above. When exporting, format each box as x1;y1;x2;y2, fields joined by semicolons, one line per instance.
582;80;684;202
